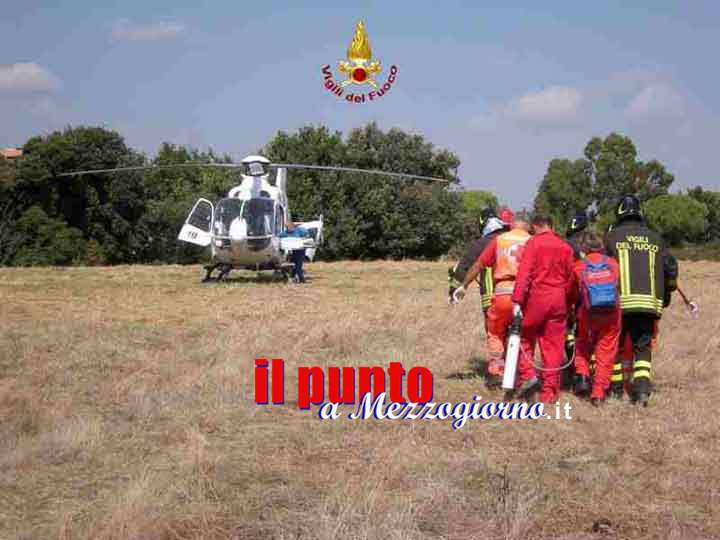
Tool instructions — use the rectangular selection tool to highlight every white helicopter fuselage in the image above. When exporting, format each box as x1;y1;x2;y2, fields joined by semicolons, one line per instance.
177;157;322;274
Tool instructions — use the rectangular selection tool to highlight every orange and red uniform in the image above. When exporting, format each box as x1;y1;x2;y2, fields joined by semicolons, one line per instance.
477;228;530;375
570;253;622;400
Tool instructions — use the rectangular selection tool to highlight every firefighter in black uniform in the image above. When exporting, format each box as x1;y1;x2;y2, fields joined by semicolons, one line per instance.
448;208;508;322
563;209;590;393
605;195;678;406
566;209;589;260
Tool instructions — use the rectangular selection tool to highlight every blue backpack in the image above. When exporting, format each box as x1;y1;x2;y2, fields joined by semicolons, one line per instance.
581;256;618;312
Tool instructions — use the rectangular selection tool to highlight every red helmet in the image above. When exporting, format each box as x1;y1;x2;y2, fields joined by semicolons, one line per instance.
498;207;514;225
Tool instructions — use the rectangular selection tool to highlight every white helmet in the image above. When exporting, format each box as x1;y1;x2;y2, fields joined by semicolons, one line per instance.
482;217;506;237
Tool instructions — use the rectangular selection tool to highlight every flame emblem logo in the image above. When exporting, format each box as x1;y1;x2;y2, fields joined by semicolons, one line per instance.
338;21;382;88
320;21;397;104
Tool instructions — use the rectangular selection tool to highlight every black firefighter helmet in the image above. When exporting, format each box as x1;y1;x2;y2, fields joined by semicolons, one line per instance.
479;207;497;226
566;210;589;237
616;194;643;222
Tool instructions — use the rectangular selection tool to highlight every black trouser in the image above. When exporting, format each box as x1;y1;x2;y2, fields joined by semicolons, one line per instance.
562;319;577;390
291;249;306;282
615;313;656;394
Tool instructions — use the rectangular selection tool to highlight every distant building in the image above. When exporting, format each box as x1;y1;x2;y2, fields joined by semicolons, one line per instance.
1;148;22;160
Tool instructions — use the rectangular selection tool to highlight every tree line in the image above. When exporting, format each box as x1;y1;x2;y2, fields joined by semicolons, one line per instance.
533;133;717;244
0;124;717;266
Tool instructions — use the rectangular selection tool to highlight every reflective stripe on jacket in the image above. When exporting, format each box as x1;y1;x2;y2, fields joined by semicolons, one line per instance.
605;220;670;318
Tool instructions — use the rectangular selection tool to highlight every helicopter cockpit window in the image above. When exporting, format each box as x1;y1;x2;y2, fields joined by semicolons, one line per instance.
242;198;274;237
214;198;243;237
243;162;268;177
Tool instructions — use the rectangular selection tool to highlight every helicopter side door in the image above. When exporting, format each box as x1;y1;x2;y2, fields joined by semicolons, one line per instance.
294;215;324;261
178;198;214;247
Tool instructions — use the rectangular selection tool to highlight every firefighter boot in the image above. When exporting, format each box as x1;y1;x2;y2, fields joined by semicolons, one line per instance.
573;375;591;398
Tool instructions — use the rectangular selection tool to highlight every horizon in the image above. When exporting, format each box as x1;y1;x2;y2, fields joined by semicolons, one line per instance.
2;1;719;207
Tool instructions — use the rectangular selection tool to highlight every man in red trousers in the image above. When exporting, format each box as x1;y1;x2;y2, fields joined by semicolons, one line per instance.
511;213;575;403
569;231;621;404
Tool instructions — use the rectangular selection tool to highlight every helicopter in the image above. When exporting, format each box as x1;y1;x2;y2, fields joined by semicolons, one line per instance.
59;155;456;282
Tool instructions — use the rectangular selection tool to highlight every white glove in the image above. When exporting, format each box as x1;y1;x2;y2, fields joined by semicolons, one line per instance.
512;303;523;318
688;301;700;318
452;286;466;304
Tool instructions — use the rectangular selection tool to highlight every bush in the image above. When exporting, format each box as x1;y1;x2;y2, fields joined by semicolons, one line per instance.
643;194;708;246
12;206;87;266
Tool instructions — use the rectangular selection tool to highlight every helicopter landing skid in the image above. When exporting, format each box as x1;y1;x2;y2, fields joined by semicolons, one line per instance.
202;263;232;283
274;264;293;282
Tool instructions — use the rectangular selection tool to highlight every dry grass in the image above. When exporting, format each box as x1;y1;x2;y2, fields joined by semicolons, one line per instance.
0;260;718;539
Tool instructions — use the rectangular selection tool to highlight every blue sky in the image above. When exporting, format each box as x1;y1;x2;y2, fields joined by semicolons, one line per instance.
2;1;719;207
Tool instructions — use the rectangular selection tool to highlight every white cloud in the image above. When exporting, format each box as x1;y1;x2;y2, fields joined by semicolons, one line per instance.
508;86;582;120
625;83;684;120
111;19;185;42
0;63;59;92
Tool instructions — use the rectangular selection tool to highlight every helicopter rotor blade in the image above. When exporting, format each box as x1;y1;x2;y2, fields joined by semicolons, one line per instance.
56;162;458;184
56;163;242;177
272;163;457;184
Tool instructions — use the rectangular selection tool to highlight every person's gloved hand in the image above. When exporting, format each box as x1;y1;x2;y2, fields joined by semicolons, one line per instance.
451;285;466;304
512;303;523;318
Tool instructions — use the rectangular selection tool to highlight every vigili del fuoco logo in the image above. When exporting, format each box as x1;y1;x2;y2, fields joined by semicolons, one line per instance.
321;21;398;104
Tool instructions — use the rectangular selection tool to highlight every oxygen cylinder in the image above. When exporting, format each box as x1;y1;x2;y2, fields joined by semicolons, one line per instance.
502;313;523;390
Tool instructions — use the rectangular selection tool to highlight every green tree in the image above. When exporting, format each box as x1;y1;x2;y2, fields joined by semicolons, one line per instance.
643;194;708;246
461;190;498;216
458;190;498;242
534;158;593;231
138;143;235;263
584;133;674;214
687;187;720;242
15;126;147;263
0;155;16;191
584;133;638;214
262;123;462;259
12;206;86;266
635;160;675;202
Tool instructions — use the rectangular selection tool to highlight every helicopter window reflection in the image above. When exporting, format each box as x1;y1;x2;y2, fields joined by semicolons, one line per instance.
214;198;243;237
242;199;274;237
275;205;285;233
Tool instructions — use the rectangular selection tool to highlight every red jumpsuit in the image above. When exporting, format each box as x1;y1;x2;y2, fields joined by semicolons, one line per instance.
570;253;621;400
511;230;575;403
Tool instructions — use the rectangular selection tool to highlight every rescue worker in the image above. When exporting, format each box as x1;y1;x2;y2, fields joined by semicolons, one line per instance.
566;209;590;260
569;231;621;405
562;209;590;391
605;194;678;405
455;215;531;386
511;213;575;403
448;208;507;322
281;222;309;284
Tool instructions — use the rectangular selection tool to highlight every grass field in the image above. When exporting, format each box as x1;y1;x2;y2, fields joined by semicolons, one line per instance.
1;260;718;540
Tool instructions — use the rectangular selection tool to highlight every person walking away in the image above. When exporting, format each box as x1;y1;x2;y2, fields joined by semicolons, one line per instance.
455;215;530;387
511;213;575;403
605;195;677;405
282;222;309;284
448;209;508;328
562;209;590;390
569;231;621;404
566;210;589;260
